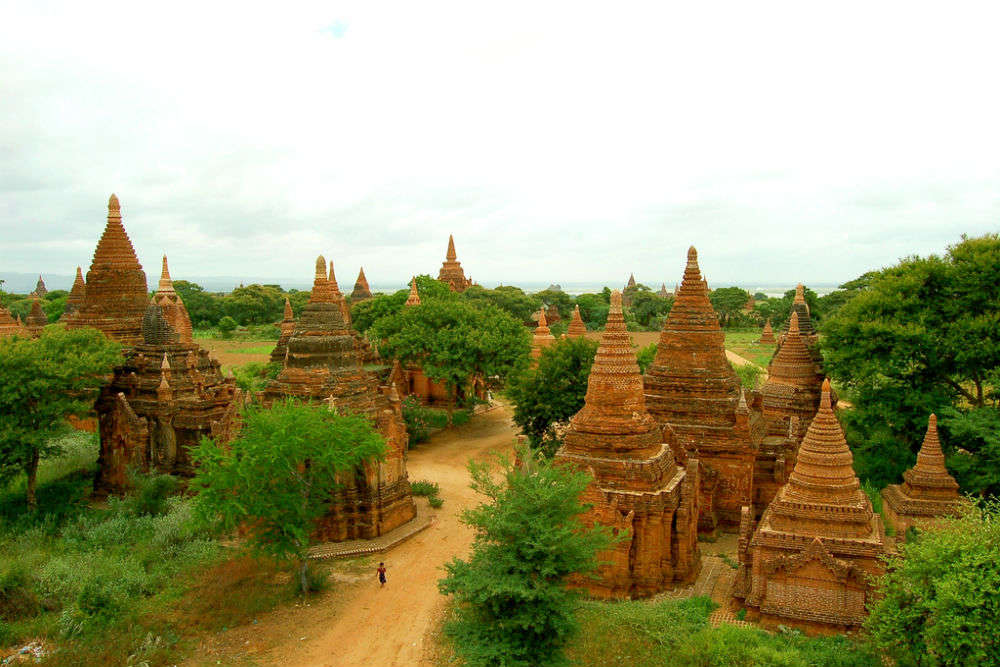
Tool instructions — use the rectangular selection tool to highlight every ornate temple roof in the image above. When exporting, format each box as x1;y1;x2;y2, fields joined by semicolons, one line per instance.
437;234;473;292
142;303;180;346
902;414;960;498
766;312;820;387
61;267;87;320
405;278;421;307
153;255;193;343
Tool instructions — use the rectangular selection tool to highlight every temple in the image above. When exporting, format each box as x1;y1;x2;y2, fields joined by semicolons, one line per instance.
555;291;700;598
260;256;416;541
60;267;87;321
0;303;27;338
565;305;587;338
25;298;48;336
753;311;828;512
758;319;775;344
437;235;474;292
643;247;763;533
152;256;193;343
405;278;421;307
623;273;638;306
270;297;296;364
67;195;149;347
351;267;373;302
94;303;237;496
736;379;888;634
530;308;555;361
881;414;966;538
657;283;671;298
30;276;48;298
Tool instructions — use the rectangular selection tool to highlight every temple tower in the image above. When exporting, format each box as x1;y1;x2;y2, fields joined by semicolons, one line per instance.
25;298;48;336
270;297;296;364
758;319;775;344
737;379;887;634
60;267;87;321
565;305;587;338
643;247;762;533
437;235;473;292
152;256;193;343
530;309;555;361
0;303;27;338
881;414;966;538
405;278;421;307
68;195;148;346
555;291;700;598
351;267;373;302
30;275;47;298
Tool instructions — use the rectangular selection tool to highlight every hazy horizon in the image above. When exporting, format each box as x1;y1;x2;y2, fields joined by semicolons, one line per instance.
2;3;998;285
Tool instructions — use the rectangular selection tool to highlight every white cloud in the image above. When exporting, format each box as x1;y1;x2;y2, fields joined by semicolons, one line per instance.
1;1;998;290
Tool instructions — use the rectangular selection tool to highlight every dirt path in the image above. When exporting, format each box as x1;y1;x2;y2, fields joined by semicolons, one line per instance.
257;405;515;667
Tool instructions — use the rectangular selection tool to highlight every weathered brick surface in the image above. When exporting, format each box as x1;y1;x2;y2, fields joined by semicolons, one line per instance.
882;414;966;538
152;256;193;343
270;298;296;364
261;255;416;542
67;195;149;347
565;305;587;338
643;247;761;533
351;267;373;302
555;290;700;599
60;267;87;321
737;380;887;634
758;319;775;344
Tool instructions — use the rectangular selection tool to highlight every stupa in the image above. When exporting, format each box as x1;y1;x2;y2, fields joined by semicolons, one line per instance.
555;291;700;598
881;414;965;538
25;298;48;336
0;303;27;338
657;283;671;298
94;303;237;496
437;235;473;292
68;195;148;346
754;312;827;511
405;278;421;307
565;305;587;338
530;309;556;361
261;256;416;541
60;267;87;321
351;267;373;302
736;379;888;634
758;319;776;344
270;297;296;364
30;276;48;298
623;273;638;306
152;256;193;343
643;247;762;533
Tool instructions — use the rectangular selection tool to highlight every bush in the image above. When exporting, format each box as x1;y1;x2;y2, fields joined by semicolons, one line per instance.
231;361;282;393
217;316;238;339
636;342;657;374
0;564;40;621
428;496;444;509
733;362;763;390
410;480;440;497
129;473;180;517
402;398;449;444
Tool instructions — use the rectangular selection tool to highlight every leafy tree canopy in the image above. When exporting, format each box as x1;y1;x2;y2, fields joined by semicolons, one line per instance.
628;291;672;329
0;326;122;508
438;449;613;667
462;285;541;323
191;399;385;593
708;286;751;327
507;337;598;456
822;234;1000;489
534;288;575;318
574;293;609;330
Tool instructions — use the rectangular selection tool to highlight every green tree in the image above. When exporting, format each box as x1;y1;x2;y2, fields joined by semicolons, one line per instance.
222;284;285;325
371;299;530;406
865;501;1000;666
43;295;67;322
822;234;1000;488
763;285;821;330
574;293;609;330
534;289;575;319
507;337;597;455
0;326;121;508
217;315;238;338
190;400;385;594
636;342;657;374
462;285;541;323
351;290;409;333
438;448;613;667
708;286;750;327
173;280;223;326
628;291;672;329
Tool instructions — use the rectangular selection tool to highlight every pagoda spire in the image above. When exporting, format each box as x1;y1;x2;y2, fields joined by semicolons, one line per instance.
157;255;175;294
566;304;587;338
446;234;457;261
766;312;818;387
902;414;960;496
283;297;293;320
351;267;373;302
405;278;421;306
309;256;336;303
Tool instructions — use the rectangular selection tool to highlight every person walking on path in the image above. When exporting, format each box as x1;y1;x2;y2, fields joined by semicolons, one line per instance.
377;562;387;587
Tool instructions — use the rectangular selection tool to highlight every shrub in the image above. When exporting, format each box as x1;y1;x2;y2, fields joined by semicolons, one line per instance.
0;564;40;621
428;496;444;509
129;473;180;517
733;362;763;390
410;480;440;497
217;316;238;339
231;361;282;393
636;343;657;374
402;398;449;444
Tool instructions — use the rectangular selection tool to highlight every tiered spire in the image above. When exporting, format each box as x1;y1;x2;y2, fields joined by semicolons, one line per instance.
25;298;48;335
902;415;960;499
0;302;26;338
68;194;149;346
351;267;373;302
279;255;357;372
446;234;457;261
405;278;421;307
566;305;587;338
309;256;337;303
31;275;48;298
61;267;87;321
562;291;665;459
152;256;193;343
759;318;775;344
788;284;816;337
437;235;473;292
766;313;819;387
530;308;555;360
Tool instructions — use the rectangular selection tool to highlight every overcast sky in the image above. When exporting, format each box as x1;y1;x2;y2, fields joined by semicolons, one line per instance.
2;1;998;290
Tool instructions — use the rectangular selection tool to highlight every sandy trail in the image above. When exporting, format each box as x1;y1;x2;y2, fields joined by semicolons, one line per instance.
265;405;516;667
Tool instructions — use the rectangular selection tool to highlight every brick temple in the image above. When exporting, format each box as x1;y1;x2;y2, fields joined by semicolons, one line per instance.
60;267;87;322
565;305;587;338
0;303;26;338
758;319;775;344
25;298;47;336
555;291;700;598
261;255;416;541
530;308;555;361
437;235;474;292
67;195;149;347
94;302;236;496
736;379;888;634
881;414;966;538
152;256;193;343
351;267;373;302
754;312;828;513
644;247;763;533
270;297;296;364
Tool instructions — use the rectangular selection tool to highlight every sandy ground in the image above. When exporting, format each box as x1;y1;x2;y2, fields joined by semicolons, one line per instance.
192;405;517;667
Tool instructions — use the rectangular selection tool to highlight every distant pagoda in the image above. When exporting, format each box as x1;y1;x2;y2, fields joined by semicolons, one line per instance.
565;305;587;338
152;256;193;343
882;414;966;538
530;308;555;361
25;298;48;336
351;267;373;302
405;278;421;307
758;318;775;344
60;267;87;321
270;297;296;364
0;303;27;338
437;235;473;292
555;290;699;598
30;275;48;298
67;195;149;346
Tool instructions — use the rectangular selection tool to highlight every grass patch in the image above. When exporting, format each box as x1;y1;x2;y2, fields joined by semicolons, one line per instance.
568;596;879;667
725;330;775;369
